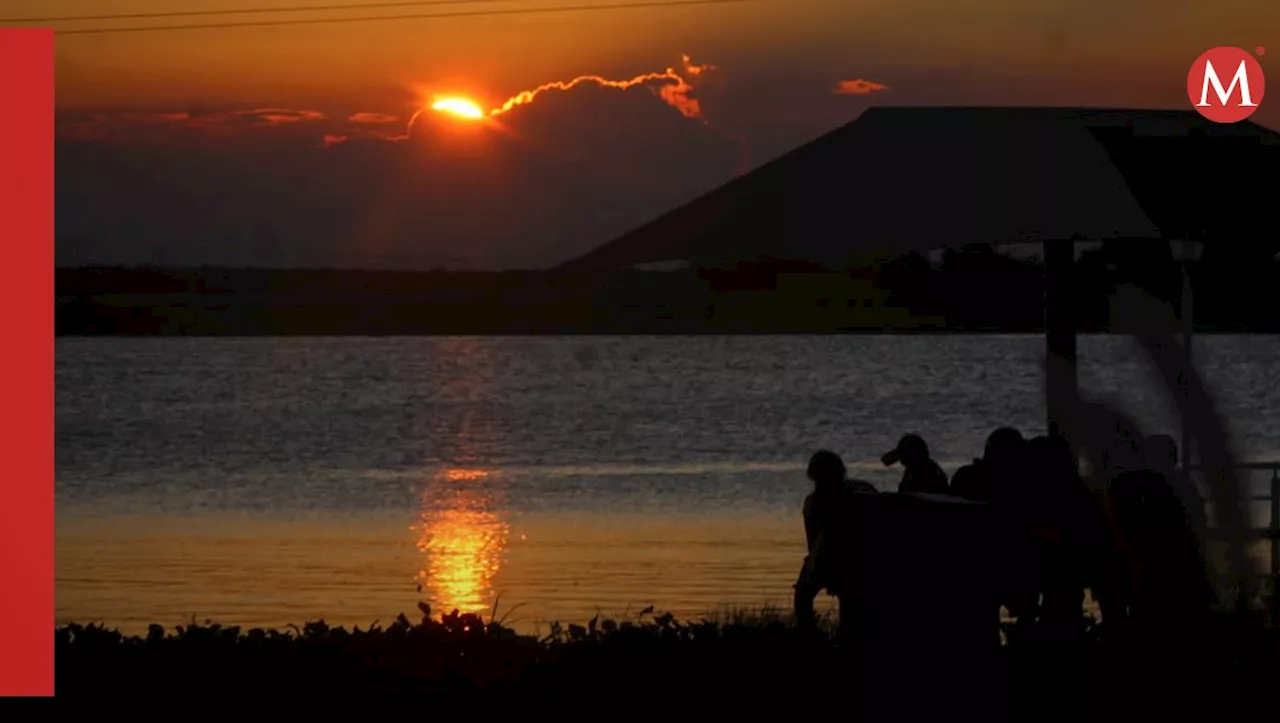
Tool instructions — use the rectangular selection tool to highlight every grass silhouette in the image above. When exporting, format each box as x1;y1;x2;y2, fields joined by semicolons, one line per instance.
57;601;1278;712
57;602;844;699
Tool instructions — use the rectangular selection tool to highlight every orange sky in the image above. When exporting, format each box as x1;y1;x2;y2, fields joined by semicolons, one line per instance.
35;0;1280;269
22;0;1279;121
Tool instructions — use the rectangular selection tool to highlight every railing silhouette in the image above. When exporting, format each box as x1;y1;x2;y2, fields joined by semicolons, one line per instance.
1073;461;1279;619
1189;461;1280;618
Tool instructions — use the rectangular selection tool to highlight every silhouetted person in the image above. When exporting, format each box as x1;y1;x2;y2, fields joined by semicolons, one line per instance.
1125;435;1215;633
793;450;874;637
949;426;1025;503
882;434;948;495
1146;434;1209;558
1097;430;1160;635
949;428;1037;632
1022;434;1093;639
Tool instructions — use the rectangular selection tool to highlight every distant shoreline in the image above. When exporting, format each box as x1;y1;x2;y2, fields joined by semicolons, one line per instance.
54;262;1280;335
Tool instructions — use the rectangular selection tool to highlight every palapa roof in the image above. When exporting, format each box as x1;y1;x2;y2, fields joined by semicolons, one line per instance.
560;107;1280;272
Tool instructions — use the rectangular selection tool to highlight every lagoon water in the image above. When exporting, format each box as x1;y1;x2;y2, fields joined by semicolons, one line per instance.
56;335;1280;633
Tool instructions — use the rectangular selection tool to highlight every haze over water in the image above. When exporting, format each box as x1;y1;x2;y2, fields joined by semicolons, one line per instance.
56;335;1280;633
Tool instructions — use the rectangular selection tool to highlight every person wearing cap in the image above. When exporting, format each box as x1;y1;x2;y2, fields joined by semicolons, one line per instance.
794;449;876;636
882;433;949;495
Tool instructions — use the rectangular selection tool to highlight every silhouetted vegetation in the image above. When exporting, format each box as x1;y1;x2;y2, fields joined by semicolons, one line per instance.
54;242;1280;335
57;604;843;701
56;602;1280;715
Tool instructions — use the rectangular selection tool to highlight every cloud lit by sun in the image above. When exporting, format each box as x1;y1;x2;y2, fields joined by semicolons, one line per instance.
431;97;486;120
410;55;719;135
395;54;749;175
833;78;889;95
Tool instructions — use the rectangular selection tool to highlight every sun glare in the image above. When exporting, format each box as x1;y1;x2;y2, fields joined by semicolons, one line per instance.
431;97;486;120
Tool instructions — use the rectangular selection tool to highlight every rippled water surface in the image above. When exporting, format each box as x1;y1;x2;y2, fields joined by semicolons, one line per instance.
56;335;1280;632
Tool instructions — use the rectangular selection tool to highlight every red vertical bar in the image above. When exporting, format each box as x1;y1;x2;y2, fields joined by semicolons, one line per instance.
0;28;55;697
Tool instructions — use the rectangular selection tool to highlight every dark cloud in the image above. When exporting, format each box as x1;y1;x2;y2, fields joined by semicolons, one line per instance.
213;108;327;126
347;112;402;125
56;82;742;270
55;107;329;145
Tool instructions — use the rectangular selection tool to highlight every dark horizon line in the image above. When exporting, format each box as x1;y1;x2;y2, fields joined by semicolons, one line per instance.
55;263;579;274
54;328;1277;338
49;251;1076;276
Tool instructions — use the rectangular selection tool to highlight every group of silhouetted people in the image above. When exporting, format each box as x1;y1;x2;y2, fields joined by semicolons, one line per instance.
794;427;1215;645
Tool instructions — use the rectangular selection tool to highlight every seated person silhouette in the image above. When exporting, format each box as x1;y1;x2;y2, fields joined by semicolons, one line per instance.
793;450;875;636
882;433;948;495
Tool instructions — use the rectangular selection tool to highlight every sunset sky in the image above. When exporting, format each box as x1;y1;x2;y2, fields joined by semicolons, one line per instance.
22;0;1279;269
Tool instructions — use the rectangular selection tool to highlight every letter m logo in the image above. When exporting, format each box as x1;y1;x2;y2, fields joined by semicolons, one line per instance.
1197;59;1258;108
1188;47;1266;124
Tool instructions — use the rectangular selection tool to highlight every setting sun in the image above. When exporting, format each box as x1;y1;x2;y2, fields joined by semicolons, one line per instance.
431;97;487;120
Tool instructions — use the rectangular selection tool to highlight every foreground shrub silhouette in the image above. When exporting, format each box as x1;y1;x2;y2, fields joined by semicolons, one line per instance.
56;602;1279;715
57;604;848;700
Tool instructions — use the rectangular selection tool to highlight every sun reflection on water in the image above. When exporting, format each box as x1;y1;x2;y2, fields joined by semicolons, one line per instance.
414;468;509;616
